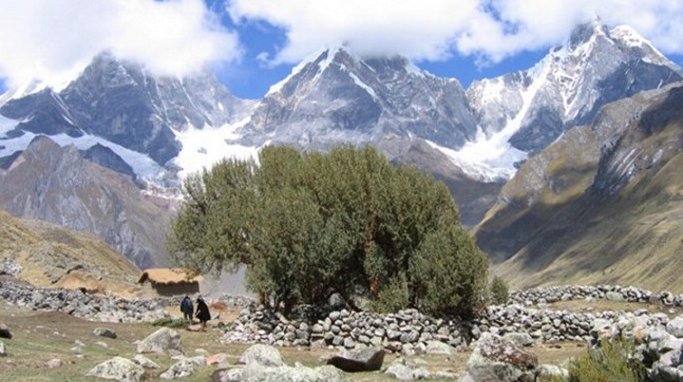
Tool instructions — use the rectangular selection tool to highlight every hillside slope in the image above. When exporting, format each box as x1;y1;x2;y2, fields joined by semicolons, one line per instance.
0;210;140;296
0;136;172;268
477;83;683;292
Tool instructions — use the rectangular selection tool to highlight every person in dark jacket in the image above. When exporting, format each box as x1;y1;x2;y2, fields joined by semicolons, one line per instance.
180;296;193;321
195;296;211;330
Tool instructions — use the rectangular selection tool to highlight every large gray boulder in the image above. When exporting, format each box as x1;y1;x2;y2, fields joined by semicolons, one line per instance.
326;347;385;372
136;328;183;355
86;357;144;382
213;363;347;382
464;333;538;382
238;344;285;367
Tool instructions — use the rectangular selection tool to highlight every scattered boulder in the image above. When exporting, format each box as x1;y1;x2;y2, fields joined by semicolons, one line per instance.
94;327;117;339
536;364;568;380
46;358;62;368
187;324;203;332
136;328;183;355
385;358;431;380
214;363;347;382
425;340;455;355
238;344;285;367
86;356;144;382
0;323;11;339
160;359;195;380
326;346;385;372
133;354;160;369
0;341;6;357
464;333;537;382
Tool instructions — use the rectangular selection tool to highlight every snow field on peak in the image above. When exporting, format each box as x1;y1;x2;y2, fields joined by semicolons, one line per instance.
440;56;553;182
172;119;260;179
0;129;167;182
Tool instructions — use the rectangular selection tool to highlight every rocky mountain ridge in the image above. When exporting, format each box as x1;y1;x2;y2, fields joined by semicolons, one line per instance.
0;136;171;268
476;82;683;291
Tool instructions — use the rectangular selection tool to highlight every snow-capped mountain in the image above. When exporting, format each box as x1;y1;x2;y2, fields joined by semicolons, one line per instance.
0;21;681;268
0;51;256;184
457;19;682;180
236;47;478;158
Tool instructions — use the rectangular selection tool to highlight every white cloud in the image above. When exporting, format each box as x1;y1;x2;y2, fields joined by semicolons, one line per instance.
228;0;683;65
0;0;240;89
228;0;481;63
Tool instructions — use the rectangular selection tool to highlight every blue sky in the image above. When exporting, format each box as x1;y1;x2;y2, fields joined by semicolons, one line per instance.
1;0;682;99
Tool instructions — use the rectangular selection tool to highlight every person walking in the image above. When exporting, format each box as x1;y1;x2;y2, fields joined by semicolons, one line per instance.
195;296;211;331
180;295;193;321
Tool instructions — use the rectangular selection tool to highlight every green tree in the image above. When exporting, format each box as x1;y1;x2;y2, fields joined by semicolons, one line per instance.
489;276;510;305
168;144;488;317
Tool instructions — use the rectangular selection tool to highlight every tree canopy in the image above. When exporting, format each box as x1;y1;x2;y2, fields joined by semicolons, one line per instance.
168;145;488;317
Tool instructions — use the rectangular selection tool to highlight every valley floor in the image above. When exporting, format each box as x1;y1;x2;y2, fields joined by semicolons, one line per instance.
0;301;587;381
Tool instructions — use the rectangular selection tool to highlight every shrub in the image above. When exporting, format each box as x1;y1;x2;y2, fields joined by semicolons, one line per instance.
490;276;509;305
567;339;646;382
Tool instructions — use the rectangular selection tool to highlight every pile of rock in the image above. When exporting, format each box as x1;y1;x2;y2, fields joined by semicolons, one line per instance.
472;303;670;343
223;305;467;355
460;333;568;382
587;314;683;382
0;259;22;277
510;284;683;307
0;277;168;322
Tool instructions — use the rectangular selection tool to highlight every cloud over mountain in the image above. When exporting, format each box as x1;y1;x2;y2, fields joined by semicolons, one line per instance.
0;0;240;88
228;0;683;64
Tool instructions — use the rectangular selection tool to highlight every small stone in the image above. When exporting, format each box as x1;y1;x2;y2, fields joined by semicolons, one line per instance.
93;327;117;339
46;358;62;368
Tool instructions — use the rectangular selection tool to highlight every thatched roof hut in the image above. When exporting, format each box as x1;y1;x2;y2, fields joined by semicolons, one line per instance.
138;268;203;297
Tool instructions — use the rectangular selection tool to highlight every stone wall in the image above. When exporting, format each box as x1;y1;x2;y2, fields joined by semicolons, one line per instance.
221;284;683;356
0;277;252;323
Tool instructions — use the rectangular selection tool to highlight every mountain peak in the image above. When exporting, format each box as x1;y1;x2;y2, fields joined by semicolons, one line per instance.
568;17;609;50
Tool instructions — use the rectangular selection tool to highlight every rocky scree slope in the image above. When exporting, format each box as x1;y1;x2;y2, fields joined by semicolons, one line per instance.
0;210;140;295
